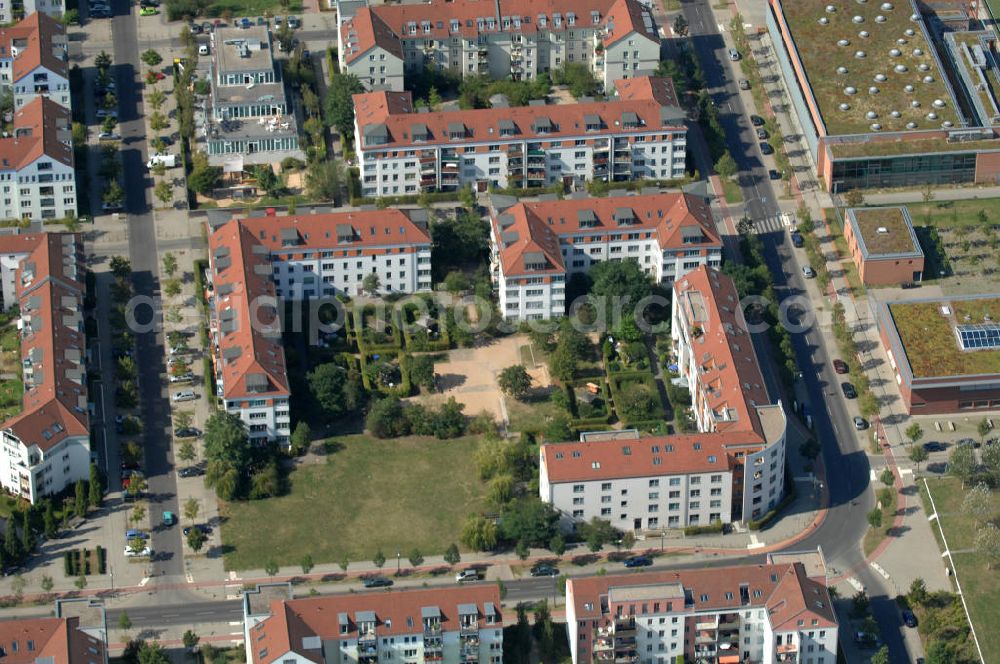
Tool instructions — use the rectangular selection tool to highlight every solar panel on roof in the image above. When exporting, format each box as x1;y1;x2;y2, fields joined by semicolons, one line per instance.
957;324;1000;350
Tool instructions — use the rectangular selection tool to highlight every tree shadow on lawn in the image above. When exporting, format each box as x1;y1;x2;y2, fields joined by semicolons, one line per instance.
435;373;467;391
320;573;347;582
571;554;600;567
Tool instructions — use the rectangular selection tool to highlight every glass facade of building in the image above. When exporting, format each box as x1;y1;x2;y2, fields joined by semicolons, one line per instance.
831;152;978;191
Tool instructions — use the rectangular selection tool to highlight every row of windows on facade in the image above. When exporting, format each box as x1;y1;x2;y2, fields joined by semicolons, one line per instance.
272;279;432;298
206;137;299;154
573;476;727;492
275;258;420;272
571;510;724;525
364;138;682;163
572;487;726;503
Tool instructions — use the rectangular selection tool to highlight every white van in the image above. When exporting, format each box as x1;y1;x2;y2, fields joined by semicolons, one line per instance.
198;44;209;56
147;153;177;169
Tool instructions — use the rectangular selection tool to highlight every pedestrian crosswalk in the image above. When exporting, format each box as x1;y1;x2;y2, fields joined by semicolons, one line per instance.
743;213;792;235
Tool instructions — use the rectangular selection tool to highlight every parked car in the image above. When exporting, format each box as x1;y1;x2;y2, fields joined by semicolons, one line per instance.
172;390;196;402
854;416;868;430
841;382;857;399
125;529;149;540
124;546;152;557
768;168;781;180
178;466;204;478
98;131;121;141
529;564;559;577
162;511;176;526
188;22;202;33
455;569;480;583
183;525;212;536
96;109;117;119
901;281;920;289
274;15;283;26
756;128;768;140
102;201;123;212
623;556;652;568
832;359;849;374
169;372;194;384
286;15;300;28
139;6;158;15
790;231;804;248
750;115;765;127
801;265;816;279
957;437;979;449
759;142;774;155
902;610;918;628
175;427;202;438
238;17;252;28
738;78;750;90
362;576;393;588
728;48;740;61
923;441;947;453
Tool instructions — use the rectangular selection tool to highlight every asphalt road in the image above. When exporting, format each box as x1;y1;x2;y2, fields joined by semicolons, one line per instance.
110;0;184;579
678;1;909;660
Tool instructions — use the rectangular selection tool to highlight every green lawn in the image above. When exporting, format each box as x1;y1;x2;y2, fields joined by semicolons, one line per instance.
203;0;302;18
908;197;1000;230
920;477;1000;663
986;0;1000;19
506;392;567;434
221;434;487;569
722;179;743;205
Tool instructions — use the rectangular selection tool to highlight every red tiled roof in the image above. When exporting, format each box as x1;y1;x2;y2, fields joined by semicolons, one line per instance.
675;266;769;435
603;0;658;46
0;97;72;171
251;586;502;664
208;222;290;400
0;13;67;85
341;8;404;64
353;76;682;151
1;233;87;454
235;209;430;252
568;562;836;631
491;192;720;276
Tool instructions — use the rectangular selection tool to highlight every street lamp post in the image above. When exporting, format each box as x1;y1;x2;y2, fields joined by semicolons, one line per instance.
396;550;401;576
660;531;665;552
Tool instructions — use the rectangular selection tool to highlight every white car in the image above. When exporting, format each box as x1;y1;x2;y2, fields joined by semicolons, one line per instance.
172;390;196;402
169;373;194;384
455;569;480;583
124;546;152;557
98;132;121;140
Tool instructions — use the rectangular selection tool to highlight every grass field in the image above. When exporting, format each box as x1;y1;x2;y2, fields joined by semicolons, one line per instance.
920;477;1000;663
506;392;566;434
221;434;487;569
722;179;743;205
909;197;1000;230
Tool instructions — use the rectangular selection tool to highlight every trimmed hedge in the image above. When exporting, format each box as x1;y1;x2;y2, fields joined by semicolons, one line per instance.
203;356;216;406
608;370;665;425
96;546;106;574
359;350;413;397
354;306;404;354
683;520;725;536
748;480;798;531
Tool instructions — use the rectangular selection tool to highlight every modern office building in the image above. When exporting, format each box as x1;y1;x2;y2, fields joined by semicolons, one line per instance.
565;556;838;664
0;13;68;102
0;232;90;504
539;267;787;531
487;192;721;320
243;583;503;664
0;97;76;222
353;76;686;198
203;27;302;169
842;206;924;286
766;0;1000;191
875;292;1000;413
337;0;660;92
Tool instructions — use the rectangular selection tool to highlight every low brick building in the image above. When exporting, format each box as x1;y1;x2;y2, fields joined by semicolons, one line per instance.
844;206;924;286
875;293;1000;414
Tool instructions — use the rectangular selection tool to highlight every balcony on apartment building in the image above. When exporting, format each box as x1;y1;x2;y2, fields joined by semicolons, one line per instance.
776;643;798;656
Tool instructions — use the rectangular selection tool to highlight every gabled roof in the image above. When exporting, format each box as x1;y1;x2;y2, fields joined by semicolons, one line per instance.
341;7;404;64
233;209;431;253
766;564;838;631
603;0;658;47
353;76;682;150
0;616;104;664
1;233;88;454
0;13;68;84
0;97;73;171
208;223;290;400
489;193;721;277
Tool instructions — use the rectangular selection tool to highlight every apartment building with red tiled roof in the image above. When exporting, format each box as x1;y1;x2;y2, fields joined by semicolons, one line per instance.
0;13;69;109
353;76;685;199
0;232;89;504
243;583;503;664
487;192;721;321
539;266;787;531
565;557;837;664
336;0;659;92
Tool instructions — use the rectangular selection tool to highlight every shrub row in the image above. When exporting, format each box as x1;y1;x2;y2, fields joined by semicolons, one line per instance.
64;547;104;577
683;520;725;537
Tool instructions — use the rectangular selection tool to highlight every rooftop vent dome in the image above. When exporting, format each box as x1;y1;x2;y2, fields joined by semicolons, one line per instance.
856;0;867;3
943;120;954;127
910;13;919;20
923;75;934;82
913;48;924;56
845;86;858;95
890;110;901;117
869;86;880;94
875;73;887;81
904;84;915;92
819;17;829;24
906;121;917;128
871;123;882;130
927;111;938;119
853;14;865;22
895;64;908;72
866;110;878;119
837;66;849;74
911;100;921;107
897;37;907;44
875;14;887;22
933;99;946;107
856;50;867;58
905;28;915;36
859;30;870;37
881;2;893;9
838;38;851;46
890;48;901;56
840;102;851;110
918;63;930;71
826;4;837;11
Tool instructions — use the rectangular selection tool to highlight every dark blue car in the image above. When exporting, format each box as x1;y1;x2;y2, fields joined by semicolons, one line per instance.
623;556;652;568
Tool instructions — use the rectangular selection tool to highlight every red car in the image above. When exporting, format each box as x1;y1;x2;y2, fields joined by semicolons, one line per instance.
833;359;848;374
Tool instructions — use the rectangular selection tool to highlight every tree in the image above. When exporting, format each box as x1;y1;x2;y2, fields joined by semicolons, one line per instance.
154;180;172;205
188;151;223;194
621;531;636;551
362;272;381;296
103;180;124;208
148;89;166;111
324;73;365;137
290;421;311;456
498;365;532;400
673;14;688;36
249;461;282;500
879;468;895;487
925;641;956;664
982;443;1000;484
186;528;207;551
963;483;993;528
74;480;87;518
408;549;424;568
866;508;882;529
203;412;250;500
373;549;386;569
149;111;169;132
979;417;992;443
461;515;498;551
43;500;57;539
500;498;559;547
714;151;737;179
95;50;112;71
75;574;87;590
110;255;131;280
304;158;343;203
975;523;1000;569
549;345;578;382
140;49;162;66
178;440;196;465
590;260;653;305
870;645;890;664
339;556;350;573
10;574;24;599
20;510;33;553
182;630;200;651
444;543;461;566
843;189;865;207
130;504;146;528
948;445;977;488
549;533;566;556
86;463;103;509
908;444;928;471
551;62;600;98
183;496;200;523
119;612;133;633
40;574;53;594
264;560;279;577
366;397;411;438
137;641;170;664
515;539;529;560
308;363;361;416
908;578;928;606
